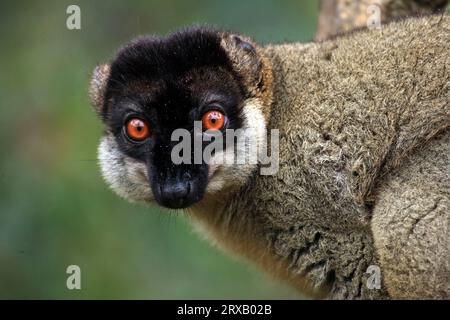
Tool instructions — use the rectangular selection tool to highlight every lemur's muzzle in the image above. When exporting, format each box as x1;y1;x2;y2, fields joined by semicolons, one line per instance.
149;163;207;209
157;178;192;209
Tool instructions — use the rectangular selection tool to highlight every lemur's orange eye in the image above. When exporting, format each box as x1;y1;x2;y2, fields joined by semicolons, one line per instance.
202;110;225;131
125;118;150;141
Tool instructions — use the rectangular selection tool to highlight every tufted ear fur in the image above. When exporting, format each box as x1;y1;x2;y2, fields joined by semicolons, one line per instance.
88;64;110;116
220;34;273;107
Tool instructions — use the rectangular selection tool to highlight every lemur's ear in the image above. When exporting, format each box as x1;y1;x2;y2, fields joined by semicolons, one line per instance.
220;33;273;105
220;34;264;94
89;64;110;115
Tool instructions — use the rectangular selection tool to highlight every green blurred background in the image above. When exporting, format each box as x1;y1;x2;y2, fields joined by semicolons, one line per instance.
0;0;320;299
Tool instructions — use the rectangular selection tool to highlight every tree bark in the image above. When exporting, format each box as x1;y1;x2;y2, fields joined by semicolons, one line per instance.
316;0;448;41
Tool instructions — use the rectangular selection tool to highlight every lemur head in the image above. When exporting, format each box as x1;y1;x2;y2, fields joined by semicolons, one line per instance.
89;27;273;209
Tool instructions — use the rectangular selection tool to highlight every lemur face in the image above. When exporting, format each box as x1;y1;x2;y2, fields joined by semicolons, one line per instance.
90;28;272;209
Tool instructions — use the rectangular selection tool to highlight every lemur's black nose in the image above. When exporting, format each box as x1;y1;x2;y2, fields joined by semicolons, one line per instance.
158;180;193;209
149;158;206;209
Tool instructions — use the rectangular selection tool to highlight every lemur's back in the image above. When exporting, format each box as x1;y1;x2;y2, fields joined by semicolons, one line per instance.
264;14;449;212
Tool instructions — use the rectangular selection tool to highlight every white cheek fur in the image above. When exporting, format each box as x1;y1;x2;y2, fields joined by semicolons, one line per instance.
98;134;154;203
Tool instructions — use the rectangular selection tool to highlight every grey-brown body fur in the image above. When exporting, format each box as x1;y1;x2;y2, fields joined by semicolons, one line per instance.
189;15;449;299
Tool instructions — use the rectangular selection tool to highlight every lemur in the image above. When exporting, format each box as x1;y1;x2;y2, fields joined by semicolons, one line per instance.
89;14;450;299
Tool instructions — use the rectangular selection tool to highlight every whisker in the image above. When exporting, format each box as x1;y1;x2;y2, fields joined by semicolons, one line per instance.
78;158;124;161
